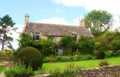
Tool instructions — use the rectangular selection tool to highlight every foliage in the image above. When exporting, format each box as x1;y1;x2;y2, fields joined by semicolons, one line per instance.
18;33;57;56
1;49;14;61
16;47;43;70
111;40;120;52
81;55;95;60
112;50;120;57
18;33;34;48
78;36;95;55
94;51;105;59
85;10;112;36
40;38;57;56
59;35;76;55
50;64;81;77
99;60;109;67
105;51;113;58
0;65;5;73
2;49;13;55
4;64;34;77
94;31;120;58
0;15;16;50
43;55;94;62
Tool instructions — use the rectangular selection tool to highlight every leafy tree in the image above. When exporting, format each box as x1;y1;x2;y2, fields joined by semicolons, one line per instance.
78;36;95;55
0;15;15;50
85;10;112;36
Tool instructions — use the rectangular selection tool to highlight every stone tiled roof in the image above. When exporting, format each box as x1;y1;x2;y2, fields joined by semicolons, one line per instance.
23;22;93;37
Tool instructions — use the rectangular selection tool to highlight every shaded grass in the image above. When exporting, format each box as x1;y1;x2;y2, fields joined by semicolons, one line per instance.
42;57;120;73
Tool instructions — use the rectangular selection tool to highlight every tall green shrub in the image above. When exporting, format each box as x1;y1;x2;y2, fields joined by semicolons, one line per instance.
78;36;95;55
16;47;43;70
40;38;57;56
59;35;76;55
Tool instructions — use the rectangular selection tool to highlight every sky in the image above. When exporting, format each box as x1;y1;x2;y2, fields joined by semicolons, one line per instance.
0;0;120;49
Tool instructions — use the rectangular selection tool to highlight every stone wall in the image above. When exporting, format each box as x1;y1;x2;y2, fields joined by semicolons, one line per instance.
79;65;120;77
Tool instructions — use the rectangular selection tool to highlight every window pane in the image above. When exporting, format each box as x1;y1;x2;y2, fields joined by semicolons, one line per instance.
33;32;40;40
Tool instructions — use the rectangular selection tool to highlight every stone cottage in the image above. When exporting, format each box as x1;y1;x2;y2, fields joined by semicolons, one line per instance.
23;13;93;54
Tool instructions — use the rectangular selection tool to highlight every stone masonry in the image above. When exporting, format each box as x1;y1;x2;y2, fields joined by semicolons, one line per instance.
79;65;120;77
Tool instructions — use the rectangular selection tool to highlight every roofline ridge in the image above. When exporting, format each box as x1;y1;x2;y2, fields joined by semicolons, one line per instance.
26;22;84;28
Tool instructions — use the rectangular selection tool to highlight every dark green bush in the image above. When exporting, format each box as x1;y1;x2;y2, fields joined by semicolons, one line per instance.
78;36;95;55
81;55;94;60
105;51;113;58
112;50;120;57
4;64;34;77
16;47;43;70
99;60;109;67
94;51;105;59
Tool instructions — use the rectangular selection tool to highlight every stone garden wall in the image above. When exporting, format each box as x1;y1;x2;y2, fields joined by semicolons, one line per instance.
79;65;120;77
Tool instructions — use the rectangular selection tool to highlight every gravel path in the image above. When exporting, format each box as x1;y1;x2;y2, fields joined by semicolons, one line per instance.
0;72;5;77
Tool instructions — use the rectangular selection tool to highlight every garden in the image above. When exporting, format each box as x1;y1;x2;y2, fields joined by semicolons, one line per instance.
0;31;120;77
0;10;120;77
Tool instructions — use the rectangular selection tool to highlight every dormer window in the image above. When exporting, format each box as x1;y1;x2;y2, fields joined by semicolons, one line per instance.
33;32;40;40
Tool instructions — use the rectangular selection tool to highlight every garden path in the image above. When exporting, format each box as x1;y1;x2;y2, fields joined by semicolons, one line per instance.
0;72;5;77
0;61;10;77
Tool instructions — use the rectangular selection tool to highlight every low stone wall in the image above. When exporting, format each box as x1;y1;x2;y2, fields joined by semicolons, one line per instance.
79;65;120;77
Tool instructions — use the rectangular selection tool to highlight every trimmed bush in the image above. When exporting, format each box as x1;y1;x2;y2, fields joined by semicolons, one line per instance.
99;60;109;67
16;47;43;70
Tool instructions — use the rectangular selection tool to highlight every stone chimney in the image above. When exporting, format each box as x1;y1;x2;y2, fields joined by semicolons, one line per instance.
80;18;85;27
25;13;29;24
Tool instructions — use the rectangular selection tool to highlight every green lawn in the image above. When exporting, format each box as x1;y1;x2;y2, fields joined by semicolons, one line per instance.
42;57;120;73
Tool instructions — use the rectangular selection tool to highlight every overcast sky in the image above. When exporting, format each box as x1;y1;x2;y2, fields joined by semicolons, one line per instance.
0;0;120;49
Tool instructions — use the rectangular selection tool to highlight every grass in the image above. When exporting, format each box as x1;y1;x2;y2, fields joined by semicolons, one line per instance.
42;57;120;73
0;65;5;73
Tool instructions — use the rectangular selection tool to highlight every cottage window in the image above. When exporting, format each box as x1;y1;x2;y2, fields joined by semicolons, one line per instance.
33;32;40;40
53;36;57;42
